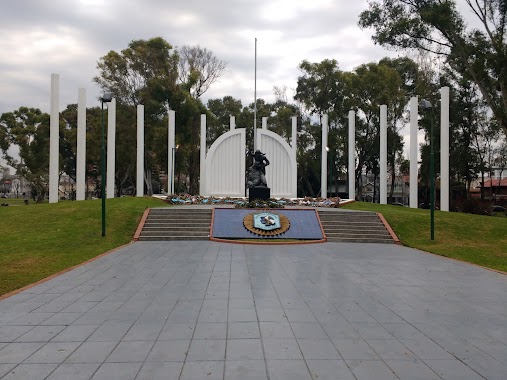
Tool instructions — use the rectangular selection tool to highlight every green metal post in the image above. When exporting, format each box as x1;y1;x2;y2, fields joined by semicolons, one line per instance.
430;117;435;240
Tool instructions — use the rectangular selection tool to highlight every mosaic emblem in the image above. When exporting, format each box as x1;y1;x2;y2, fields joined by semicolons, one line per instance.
254;212;281;231
243;210;290;237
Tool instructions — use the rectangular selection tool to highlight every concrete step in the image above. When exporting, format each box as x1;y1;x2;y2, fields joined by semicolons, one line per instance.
326;237;396;244
138;235;210;241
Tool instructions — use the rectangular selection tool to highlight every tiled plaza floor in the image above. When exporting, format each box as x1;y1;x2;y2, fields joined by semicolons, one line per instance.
0;241;506;379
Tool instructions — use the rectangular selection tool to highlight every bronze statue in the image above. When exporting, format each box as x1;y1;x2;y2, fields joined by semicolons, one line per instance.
247;149;270;188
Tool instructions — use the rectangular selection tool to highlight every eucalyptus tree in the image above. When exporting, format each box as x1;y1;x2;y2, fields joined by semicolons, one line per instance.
359;0;507;136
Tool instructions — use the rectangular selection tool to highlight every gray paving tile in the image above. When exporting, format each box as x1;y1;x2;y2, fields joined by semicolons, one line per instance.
186;339;226;361
229;298;255;309
257;308;287;322
44;363;100;380
228;308;257;322
266;360;312;380
40;313;83;326
122;321;164;341
367;339;418;360
50;325;98;342
225;360;267;380
7;313;54;326
146;340;190;362
0;363;58;380
297;338;340;360
462;357;507;380
385;359;441;380
346;359;398;380
158;323;195;340
290;322;327;339
64;341;117;363
193;323;227;340
331;338;379;360
180;361;224;380
226;339;263;360
0;364;16;378
0;326;34;343
87;321;133;342
423;359;485;380
136;361;183;380
399;338;455;360
90;362;141;380
14;326;65;343
350;322;395;340
259;322;294;339
24;342;80;364
262;339;303;360
198;308;228;323
105;340;154;362
306;359;356;380
0;343;44;364
228;322;260;339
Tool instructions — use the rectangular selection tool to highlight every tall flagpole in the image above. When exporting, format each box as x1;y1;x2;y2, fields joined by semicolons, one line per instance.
254;38;257;151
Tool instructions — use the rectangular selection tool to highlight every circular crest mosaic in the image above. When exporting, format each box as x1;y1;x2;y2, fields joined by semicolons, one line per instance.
243;211;290;236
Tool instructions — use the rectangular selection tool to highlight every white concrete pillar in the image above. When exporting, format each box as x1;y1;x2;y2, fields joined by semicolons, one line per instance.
380;104;387;204
106;98;116;199
168;110;175;194
136;105;144;197
49;74;59;203
262;117;267;130
321;114;329;198
410;96;419;208
348;110;356;200
440;86;450;211
199;114;206;196
76;88;86;201
291;116;297;152
230;116;236;131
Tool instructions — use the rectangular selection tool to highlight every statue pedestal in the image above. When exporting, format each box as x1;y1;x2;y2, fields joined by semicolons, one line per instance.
249;187;270;202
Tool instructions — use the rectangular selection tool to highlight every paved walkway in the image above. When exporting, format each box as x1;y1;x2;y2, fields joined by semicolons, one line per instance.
0;241;506;379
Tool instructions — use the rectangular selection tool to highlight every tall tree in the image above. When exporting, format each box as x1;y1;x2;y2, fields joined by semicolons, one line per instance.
0;108;50;202
178;45;227;99
359;0;507;136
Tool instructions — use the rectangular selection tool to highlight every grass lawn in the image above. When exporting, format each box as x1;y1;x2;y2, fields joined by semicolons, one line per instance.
342;202;507;273
0;196;166;296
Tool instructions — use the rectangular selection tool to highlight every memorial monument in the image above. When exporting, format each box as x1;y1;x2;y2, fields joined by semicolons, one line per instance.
246;149;270;202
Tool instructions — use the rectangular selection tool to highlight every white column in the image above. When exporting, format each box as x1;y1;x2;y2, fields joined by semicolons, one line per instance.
230;116;236;131
321;114;328;198
348;110;356;200
440;86;450;211
291;116;297;152
291;116;298;198
199;114;206;196
262;117;267;130
168;110;175;194
380;104;387;204
76;88;86;201
49;74;59;203
410;96;419;208
136;105;144;197
106;98;116;199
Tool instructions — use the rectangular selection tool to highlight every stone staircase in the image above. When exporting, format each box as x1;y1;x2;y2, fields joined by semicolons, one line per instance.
317;210;396;244
137;208;212;241
137;208;396;244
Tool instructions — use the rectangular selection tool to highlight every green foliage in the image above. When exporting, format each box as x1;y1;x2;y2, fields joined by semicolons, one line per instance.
359;0;507;136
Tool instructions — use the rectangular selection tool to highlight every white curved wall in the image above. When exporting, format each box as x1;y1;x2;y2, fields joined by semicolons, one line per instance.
205;129;246;197
257;129;297;198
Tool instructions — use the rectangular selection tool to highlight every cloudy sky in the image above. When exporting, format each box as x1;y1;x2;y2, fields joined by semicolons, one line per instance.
1;0;478;170
0;0;401;115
